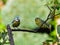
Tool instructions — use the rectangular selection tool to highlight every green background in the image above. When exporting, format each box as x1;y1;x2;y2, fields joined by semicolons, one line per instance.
1;0;58;45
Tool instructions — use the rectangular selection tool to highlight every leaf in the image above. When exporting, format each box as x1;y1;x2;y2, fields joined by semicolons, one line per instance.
0;23;6;32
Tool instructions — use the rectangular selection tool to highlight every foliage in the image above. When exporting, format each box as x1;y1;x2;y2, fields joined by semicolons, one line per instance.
2;0;7;4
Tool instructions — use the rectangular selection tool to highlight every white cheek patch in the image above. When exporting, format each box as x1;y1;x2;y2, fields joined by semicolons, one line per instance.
15;20;18;21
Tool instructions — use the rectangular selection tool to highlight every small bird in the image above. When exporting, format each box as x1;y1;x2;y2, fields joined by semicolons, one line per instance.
12;16;20;28
35;17;50;28
35;17;51;34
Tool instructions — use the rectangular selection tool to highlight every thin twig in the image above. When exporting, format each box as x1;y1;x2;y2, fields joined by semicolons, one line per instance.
40;5;53;27
12;29;37;33
46;5;52;12
40;10;51;27
12;27;50;34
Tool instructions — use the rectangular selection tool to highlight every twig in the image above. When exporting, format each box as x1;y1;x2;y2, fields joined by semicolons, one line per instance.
40;10;51;27
40;5;52;27
40;3;56;27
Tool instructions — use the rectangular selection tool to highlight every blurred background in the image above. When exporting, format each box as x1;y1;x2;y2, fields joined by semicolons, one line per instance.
0;0;59;45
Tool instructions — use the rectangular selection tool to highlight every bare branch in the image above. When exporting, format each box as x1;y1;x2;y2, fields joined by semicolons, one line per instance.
7;24;15;45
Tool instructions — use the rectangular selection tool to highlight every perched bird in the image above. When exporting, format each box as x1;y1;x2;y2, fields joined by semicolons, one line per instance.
35;17;51;34
35;17;50;28
12;16;20;28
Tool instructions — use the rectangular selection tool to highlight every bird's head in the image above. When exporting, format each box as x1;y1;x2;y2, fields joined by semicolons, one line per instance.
14;16;20;21
35;18;40;23
35;17;42;27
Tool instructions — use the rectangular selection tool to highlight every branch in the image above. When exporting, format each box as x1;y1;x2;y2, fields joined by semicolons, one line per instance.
6;24;51;45
46;5;52;12
7;24;15;45
40;11;51;27
40;4;57;27
12;27;50;34
12;29;38;33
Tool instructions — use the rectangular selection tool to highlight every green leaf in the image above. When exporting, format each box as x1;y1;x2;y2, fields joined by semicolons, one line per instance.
0;23;6;33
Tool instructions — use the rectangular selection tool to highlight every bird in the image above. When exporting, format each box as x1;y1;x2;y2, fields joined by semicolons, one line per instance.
34;17;57;40
35;17;51;34
35;17;50;28
12;16;20;28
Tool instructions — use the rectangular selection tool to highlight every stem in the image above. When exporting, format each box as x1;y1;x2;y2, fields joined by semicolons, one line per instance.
40;9;51;27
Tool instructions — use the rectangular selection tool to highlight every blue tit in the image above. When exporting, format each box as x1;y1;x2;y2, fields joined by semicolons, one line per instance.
12;16;20;28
